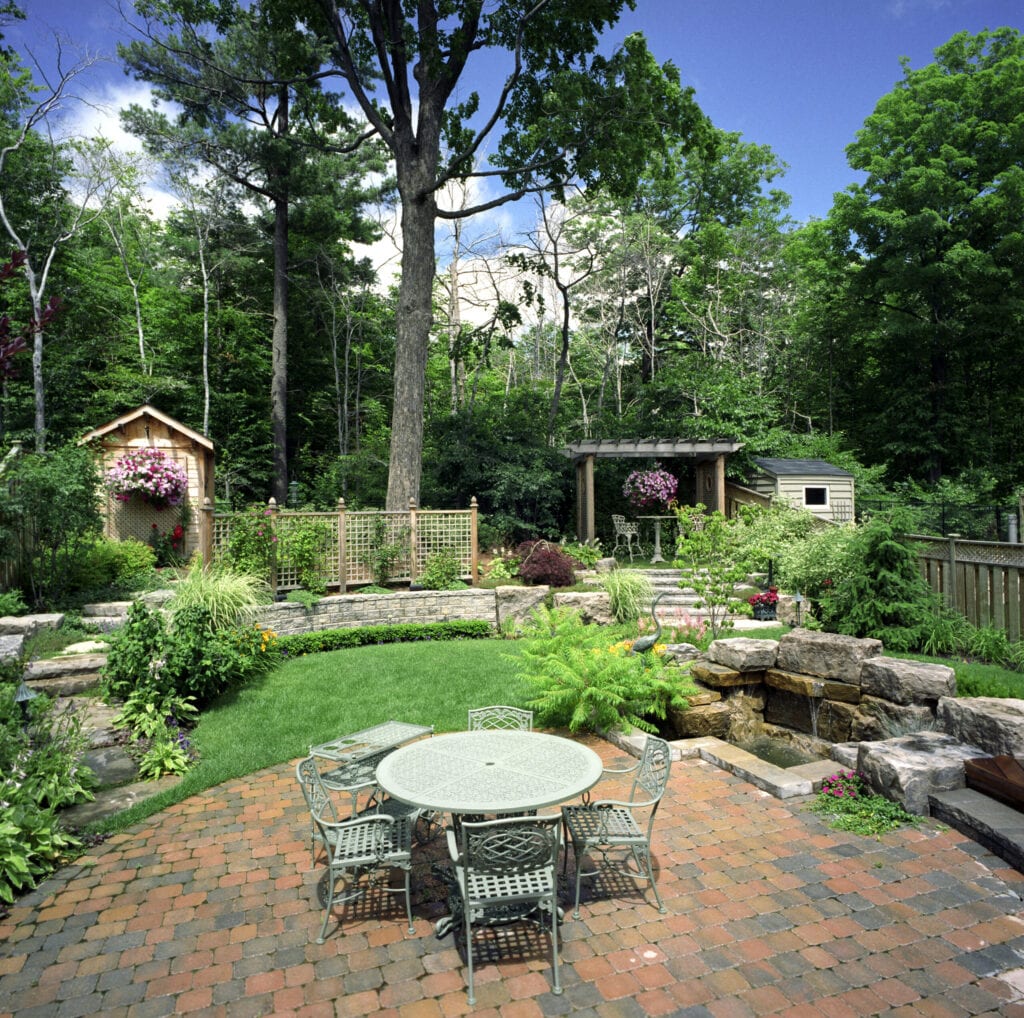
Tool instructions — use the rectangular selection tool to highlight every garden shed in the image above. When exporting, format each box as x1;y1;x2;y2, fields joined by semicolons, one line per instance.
79;405;214;561
748;458;854;523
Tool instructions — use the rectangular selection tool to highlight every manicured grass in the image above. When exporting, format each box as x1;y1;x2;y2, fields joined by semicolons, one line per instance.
894;651;1024;698
91;638;530;834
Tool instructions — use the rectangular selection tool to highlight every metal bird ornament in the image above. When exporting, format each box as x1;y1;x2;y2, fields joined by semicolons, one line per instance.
631;593;665;655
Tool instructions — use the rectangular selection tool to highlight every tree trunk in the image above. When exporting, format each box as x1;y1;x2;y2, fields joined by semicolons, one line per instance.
386;180;437;511
547;283;571;440
24;263;45;451
271;191;289;503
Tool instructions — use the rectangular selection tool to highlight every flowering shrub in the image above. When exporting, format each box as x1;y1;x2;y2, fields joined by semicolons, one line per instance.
105;448;188;508
150;523;186;567
226;505;278;579
819;769;865;799
811;768;919;834
748;586;779;609
622;466;677;511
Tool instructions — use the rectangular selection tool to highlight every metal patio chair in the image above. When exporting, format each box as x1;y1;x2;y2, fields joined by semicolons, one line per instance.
467;705;534;732
295;757;415;943
611;514;641;561
561;734;672;918
446;814;563;1004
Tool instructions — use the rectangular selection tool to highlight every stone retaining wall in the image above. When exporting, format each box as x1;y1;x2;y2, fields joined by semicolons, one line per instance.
252;589;500;636
669;627;1024;817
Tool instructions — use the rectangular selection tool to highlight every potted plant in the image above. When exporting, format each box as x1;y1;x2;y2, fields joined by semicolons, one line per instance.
105;448;188;509
748;586;779;621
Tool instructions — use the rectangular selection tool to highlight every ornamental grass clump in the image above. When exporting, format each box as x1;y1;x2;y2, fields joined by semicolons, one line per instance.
105;447;188;508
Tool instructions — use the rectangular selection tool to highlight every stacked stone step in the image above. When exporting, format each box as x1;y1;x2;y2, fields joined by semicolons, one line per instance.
80;601;133;632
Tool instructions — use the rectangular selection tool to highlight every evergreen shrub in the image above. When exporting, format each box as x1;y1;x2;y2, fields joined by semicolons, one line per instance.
276;619;492;656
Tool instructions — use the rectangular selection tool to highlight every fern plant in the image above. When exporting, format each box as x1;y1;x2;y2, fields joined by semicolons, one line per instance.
515;604;696;734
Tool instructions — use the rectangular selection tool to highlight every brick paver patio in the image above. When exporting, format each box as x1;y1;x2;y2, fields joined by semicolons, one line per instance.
3;734;1024;1016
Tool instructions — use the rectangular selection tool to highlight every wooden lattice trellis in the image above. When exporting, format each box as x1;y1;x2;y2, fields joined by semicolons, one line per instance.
205;498;478;594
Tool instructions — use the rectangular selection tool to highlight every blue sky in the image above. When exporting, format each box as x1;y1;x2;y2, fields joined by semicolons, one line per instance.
6;0;1023;224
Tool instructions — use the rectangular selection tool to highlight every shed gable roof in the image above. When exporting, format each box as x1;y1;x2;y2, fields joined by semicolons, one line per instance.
79;404;214;453
752;457;853;478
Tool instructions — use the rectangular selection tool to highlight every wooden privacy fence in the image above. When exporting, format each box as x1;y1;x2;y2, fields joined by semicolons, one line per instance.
201;497;479;596
914;534;1024;641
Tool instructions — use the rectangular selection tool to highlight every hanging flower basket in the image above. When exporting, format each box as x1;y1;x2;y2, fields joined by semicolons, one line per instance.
622;465;678;512
105;448;188;510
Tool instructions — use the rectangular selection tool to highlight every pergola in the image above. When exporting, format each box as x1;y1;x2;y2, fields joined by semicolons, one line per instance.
561;437;744;543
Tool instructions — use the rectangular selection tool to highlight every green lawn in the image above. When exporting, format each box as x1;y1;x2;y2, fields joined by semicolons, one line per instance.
93;637;530;833
89;624;1024;836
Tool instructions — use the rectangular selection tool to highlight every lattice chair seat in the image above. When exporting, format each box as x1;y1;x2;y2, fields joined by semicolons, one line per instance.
445;815;563;1005
561;735;671;919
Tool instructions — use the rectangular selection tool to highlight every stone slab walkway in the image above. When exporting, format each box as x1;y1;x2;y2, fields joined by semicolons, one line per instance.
4;735;1024;1016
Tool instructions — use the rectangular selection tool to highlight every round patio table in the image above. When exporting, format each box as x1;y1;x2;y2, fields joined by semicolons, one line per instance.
375;730;603;816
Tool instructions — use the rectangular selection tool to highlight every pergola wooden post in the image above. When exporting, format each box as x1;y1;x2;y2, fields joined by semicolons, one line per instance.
562;439;744;544
576;455;595;543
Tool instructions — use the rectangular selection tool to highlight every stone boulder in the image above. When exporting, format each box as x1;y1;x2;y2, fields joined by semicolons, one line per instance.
850;696;937;742
776;629;881;683
860;657;956;705
707;637;778;672
494;585;549;629
857;731;986;816
551;591;615;625
937;697;1024;757
0;633;24;663
667;701;731;739
664;642;702;664
0;612;64;636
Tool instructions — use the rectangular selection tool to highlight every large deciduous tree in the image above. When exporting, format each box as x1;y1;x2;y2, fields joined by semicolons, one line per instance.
829;28;1024;488
312;0;705;508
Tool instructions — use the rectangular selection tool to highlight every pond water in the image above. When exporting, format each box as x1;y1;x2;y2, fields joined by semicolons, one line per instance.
734;736;818;769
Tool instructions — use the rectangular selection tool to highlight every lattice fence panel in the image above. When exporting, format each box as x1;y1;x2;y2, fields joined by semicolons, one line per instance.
413;510;473;579
913;535;1024;568
344;512;412;586
274;512;341;591
211;505;474;591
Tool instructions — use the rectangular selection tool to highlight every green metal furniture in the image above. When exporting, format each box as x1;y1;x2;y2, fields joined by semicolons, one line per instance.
467;705;534;732
561;734;672;918
295;757;415;944
447;814;563;1004
311;720;433;817
374;730;603;819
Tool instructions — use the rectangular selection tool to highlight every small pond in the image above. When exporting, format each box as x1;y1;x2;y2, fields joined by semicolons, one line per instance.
734;736;818;769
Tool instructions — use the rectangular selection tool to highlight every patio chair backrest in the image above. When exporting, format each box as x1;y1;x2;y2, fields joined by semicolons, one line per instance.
458;814;561;884
296;756;339;825
467;705;534;732
629;735;672;807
